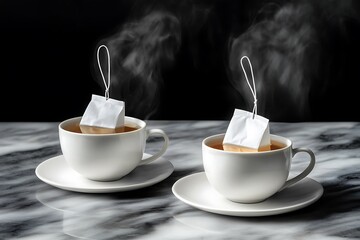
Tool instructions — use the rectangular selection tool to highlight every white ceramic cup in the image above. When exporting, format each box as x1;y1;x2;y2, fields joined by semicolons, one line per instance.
202;133;315;203
59;116;169;181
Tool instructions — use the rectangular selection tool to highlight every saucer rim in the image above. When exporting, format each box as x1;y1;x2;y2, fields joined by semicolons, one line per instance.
172;172;324;217
36;154;174;193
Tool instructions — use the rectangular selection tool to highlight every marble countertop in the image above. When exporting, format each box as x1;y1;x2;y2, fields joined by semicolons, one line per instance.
1;121;360;240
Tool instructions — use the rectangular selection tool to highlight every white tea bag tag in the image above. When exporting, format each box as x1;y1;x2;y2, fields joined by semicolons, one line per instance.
79;45;125;134
80;94;125;134
223;109;270;152
223;56;271;152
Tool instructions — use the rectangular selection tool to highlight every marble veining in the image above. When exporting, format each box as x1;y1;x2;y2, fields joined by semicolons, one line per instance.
0;121;360;239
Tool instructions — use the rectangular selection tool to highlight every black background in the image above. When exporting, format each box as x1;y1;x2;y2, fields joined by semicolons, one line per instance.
2;0;360;122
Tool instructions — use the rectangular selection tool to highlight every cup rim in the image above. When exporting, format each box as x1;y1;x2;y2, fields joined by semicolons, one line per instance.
59;116;145;136
203;133;292;154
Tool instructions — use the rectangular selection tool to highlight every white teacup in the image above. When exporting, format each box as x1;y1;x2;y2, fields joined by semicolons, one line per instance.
202;134;315;203
59;116;169;181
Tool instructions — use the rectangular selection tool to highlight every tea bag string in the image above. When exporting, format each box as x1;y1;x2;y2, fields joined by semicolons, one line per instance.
240;56;257;119
97;45;111;100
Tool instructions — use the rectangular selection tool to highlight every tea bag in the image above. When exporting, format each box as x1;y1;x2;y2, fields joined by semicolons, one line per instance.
223;56;271;152
80;45;125;134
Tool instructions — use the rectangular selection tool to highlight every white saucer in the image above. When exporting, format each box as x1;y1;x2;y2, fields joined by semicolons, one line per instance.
172;172;323;217
36;154;174;193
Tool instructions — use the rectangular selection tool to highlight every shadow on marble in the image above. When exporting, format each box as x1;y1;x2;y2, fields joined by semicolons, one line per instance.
34;169;201;240
34;171;360;240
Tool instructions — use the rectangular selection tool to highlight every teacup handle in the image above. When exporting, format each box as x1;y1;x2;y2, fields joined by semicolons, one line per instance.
139;129;169;165
279;148;316;191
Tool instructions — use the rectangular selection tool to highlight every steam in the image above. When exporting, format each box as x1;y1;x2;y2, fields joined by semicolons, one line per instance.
91;0;360;121
100;10;181;119
228;2;322;121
